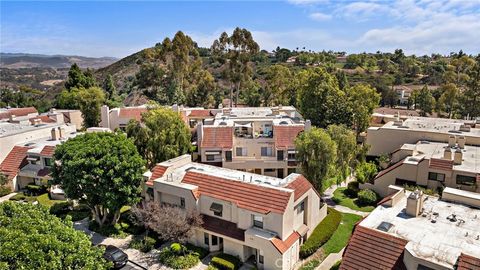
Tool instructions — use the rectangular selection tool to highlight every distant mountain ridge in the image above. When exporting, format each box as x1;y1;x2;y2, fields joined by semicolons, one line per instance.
0;53;118;69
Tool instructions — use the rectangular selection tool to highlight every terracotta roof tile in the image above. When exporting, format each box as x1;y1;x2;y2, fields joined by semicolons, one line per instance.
189;110;212;117
286;175;313;201
457;253;480;270
40;145;56;157
202;215;245;241
119;107;148;122
182;171;291;214
0;107;38;120
151;165;168;179
429;158;454;171
0;146;30;180
271;231;300;254
201;127;233;149
273;125;304;148
29;115;56;124
340;226;408;270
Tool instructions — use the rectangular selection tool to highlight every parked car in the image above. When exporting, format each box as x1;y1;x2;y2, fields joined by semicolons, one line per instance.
99;244;128;269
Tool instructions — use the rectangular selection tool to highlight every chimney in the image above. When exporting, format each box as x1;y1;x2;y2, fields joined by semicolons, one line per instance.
443;148;452;160
51;128;58;140
459;124;471;132
172;104;179;113
271;107;279;115
454;148;463;165
100;105;110;129
458;136;466;149
9;114;16;122
448;135;456;148
58;127;65;139
406;189;424;217
305;119;312;131
222;107;231;116
33;118;41;125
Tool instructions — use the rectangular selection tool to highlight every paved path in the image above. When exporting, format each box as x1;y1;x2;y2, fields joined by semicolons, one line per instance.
0;192;17;203
317;248;344;270
321;179;370;217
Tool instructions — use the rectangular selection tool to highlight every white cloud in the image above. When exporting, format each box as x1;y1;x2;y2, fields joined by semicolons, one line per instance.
287;0;329;6
339;2;394;20
309;12;332;21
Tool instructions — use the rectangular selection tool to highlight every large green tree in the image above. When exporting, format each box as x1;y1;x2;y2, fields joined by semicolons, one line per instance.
295;127;337;192
78;87;106;128
326;124;357;182
65;63;96;90
416;85;435;116
346;83;380;135
0;202;111;269
211;27;259;107
263;64;293;106
296;67;350;128
126;107;191;168
437;83;459;118
52;132;145;227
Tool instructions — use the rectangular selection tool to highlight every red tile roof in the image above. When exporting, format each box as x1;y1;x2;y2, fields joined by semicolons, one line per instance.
146;164;168;186
29;115;56;124
182;171;292;214
273;125;304;148
189;110;212;117
201;127;233;149
0;107;38;120
271;231;300;254
202;215;245;241
119;107;148;122
340;226;408;270
429;158;454;170
0;146;30;180
457;253;480;270
40;145;56;157
286;175;313;201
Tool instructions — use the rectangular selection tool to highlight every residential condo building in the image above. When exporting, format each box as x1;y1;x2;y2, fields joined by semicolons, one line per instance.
143;155;326;270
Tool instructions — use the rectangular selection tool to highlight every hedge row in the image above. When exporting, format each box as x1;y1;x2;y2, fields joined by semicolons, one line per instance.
299;208;342;258
209;253;242;270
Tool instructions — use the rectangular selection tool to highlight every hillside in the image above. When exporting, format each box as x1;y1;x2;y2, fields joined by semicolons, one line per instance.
0;53;117;69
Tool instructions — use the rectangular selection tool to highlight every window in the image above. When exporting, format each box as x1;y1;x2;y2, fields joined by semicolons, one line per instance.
264;168;275;173
225;151;232;162
287;150;296;160
259;255;264;264
44;158;53;167
261;147;273;157
204;233;209;246
146;188;154;199
206;155;215;161
180;197;185;209
428;172;445;182
236;147;247;156
212;235;218;246
253;215;263;229
456;175;476;186
277;150;284;161
295;201;305;214
210;203;223;217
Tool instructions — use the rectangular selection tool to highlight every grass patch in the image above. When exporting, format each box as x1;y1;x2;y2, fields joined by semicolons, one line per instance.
88;221;128;238
300;208;341;258
36;193;66;208
330;261;341;270
332;187;375;212
321;213;362;255
299;260;320;270
9;192;37;202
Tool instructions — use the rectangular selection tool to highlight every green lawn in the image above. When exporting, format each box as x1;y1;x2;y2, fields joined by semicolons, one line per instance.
332;187;375;212
36;193;66;208
321;213;362;255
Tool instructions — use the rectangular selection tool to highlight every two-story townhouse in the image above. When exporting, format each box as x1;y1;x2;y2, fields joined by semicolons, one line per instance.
144;155;327;270
362;136;480;197
197;106;310;178
0;127;78;192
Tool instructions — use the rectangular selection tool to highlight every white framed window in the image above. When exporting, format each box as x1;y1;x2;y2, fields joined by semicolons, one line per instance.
253;215;263;228
236;147;247;156
261;147;273;157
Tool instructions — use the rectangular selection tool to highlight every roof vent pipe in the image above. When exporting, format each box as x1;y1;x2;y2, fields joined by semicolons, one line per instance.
454;148;463;165
448;135;456;148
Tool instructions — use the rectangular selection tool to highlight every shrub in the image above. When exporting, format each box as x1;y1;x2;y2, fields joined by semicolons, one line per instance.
49;201;72;215
25;184;46;196
88;221;127;238
129;235;156;252
344;182;359;197
185;243;209;259
170;243;185;254
357;189;378;206
0;186;11;197
210;253;242;270
355;162;377;184
9;193;26;201
300;208;342;258
158;245;199;269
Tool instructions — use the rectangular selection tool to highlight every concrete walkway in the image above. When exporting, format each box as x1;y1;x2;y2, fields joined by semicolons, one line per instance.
317;248;344;270
0;192;17;203
321;180;370;217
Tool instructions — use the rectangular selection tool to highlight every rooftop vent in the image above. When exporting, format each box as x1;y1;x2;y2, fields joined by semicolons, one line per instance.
377;221;394;232
219;122;227;126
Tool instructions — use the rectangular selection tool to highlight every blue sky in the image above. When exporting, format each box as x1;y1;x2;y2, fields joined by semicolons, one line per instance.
1;1;480;58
